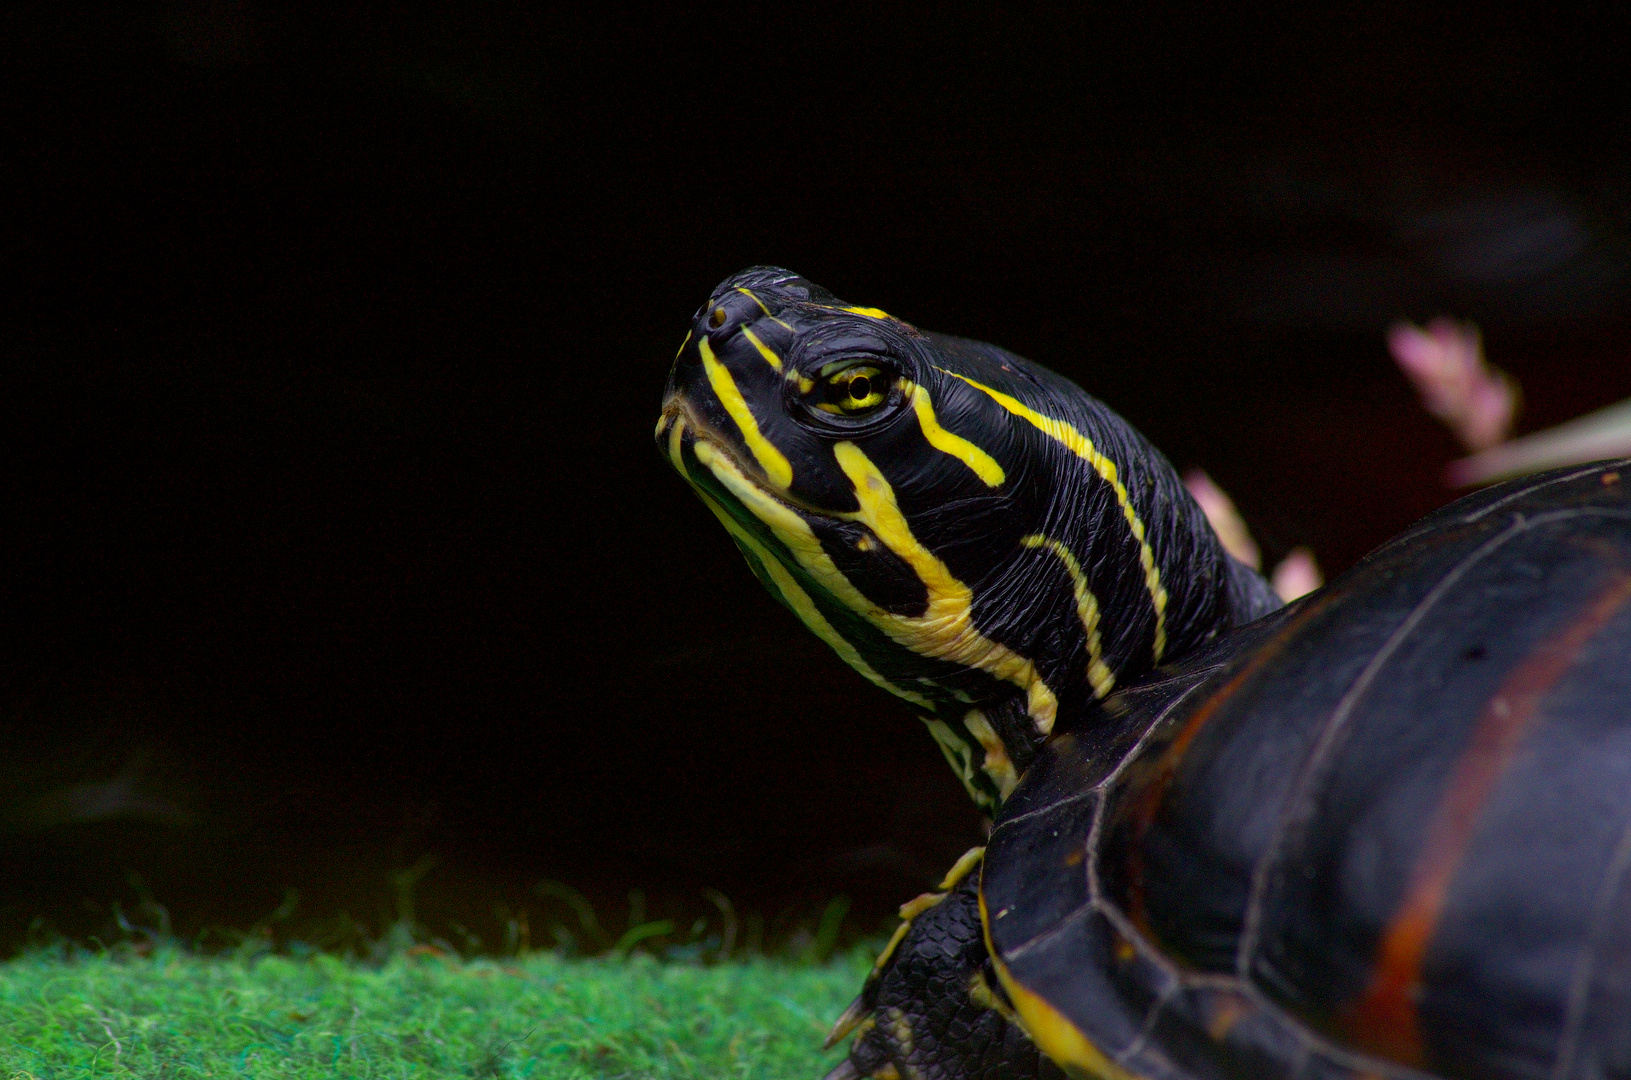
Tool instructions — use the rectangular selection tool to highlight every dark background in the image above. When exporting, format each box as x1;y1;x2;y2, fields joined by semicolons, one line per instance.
5;2;1631;955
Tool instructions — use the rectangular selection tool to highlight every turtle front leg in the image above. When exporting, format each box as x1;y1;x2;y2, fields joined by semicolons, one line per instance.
824;849;1060;1080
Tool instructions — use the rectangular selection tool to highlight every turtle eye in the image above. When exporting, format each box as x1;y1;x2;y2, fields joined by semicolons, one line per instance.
816;365;889;415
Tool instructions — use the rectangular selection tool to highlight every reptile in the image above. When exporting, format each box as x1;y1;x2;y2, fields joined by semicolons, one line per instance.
655;266;1631;1080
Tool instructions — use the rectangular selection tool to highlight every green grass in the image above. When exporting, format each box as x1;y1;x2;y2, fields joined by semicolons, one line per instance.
0;945;868;1078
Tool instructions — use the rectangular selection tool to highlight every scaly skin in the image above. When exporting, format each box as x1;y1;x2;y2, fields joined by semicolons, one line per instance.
828;875;1061;1080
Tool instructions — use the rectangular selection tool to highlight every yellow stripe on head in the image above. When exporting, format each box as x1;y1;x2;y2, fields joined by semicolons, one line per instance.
734;286;772;317
739;326;783;372
842;305;892;319
906;381;1006;487
940;368;1169;662
832;441;1058;734
667;416;688;477
692;437;1057;733
688;477;933;710
698;336;794;489
675;328;693;360
1021;536;1115;698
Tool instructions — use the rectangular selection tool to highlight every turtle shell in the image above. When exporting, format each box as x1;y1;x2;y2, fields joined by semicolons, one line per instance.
983;458;1631;1080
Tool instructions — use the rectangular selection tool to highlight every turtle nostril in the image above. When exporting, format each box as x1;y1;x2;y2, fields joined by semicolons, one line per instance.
710;308;728;329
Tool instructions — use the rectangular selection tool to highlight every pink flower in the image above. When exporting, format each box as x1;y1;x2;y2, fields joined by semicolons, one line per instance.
1182;469;1259;570
1184;470;1322;602
1387;318;1518;452
1269;547;1322;603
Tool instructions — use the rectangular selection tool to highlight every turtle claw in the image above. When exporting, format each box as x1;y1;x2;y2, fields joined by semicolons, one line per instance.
824;992;870;1050
820;1058;862;1080
823;1056;899;1080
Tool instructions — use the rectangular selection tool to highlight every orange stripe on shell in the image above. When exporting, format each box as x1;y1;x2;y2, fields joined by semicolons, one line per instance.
1342;570;1631;1067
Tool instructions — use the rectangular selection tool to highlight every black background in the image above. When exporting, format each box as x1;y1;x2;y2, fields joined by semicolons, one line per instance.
5;2;1631;954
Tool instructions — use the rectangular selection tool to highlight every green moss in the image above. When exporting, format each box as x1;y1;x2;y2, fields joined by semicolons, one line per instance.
0;947;867;1077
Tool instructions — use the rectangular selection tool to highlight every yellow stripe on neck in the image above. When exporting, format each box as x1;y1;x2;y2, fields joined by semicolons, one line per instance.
1021;536;1115;698
923;717;990;807
833;441;1058;733
940;368;1169;662
906;381;1006;487
693;439;1058;734
698;337;793;489
690;479;933;710
962;709;1018;799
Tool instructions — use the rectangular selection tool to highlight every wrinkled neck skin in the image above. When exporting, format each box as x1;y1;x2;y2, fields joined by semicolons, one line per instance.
918;333;1281;810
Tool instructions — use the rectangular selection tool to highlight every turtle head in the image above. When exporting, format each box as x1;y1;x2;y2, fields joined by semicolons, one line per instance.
657;268;1275;809
659;266;1011;516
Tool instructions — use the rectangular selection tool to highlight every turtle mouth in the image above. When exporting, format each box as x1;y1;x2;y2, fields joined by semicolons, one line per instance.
657;394;835;521
656;394;748;481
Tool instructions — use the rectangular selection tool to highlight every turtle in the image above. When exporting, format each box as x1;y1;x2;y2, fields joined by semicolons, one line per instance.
654;266;1631;1080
